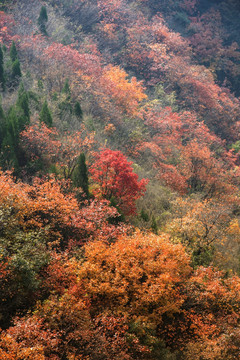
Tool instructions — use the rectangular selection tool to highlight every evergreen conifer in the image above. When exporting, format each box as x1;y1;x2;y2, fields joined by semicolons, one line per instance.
0;108;20;170
0;130;19;170
7;107;19;141
140;208;149;222
73;153;89;198
16;83;30;122
39;100;53;127
38;6;48;35
0;45;5;91
109;196;125;223
12;59;22;82
151;215;158;234
74;101;83;119
10;41;18;62
0;102;6;147
62;78;71;94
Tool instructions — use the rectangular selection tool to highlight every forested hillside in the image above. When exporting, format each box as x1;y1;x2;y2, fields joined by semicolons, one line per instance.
0;1;240;359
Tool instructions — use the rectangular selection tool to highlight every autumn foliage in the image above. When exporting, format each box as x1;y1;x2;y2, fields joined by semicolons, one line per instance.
1;233;240;359
0;0;240;359
90;148;148;215
0;171;128;246
0;11;15;45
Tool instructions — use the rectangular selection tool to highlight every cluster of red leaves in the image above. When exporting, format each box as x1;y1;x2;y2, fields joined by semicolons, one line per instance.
89;148;148;215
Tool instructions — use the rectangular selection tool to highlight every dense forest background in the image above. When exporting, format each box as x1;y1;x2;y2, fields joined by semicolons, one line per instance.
0;0;240;359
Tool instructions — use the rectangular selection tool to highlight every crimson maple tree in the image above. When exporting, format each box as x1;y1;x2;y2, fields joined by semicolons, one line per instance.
90;148;148;215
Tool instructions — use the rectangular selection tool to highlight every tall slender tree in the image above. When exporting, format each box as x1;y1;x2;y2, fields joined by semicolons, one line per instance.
17;83;30;117
74;101;83;119
73;152;89;198
0;45;5;91
11;59;21;84
0;102;6;148
62;78;70;94
38;6;48;35
10;41;18;62
39;100;53;127
0;107;20;170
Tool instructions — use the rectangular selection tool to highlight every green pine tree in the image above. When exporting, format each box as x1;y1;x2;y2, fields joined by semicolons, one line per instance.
151;215;158;235
39;22;47;36
12;59;22;83
59;79;72;117
0;130;19;170
62;78;71;94
0;45;5;91
16;83;30;123
73;153;89;198
39;100;53;127
38;6;48;22
7;107;20;142
38;6;48;35
109;196;125;223
140;208;149;222
10;41;18;62
1;107;20;171
74;101;83;119
0;102;6;148
3;106;28;172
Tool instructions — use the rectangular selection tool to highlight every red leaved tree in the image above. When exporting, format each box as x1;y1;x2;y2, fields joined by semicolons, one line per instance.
90;148;148;216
